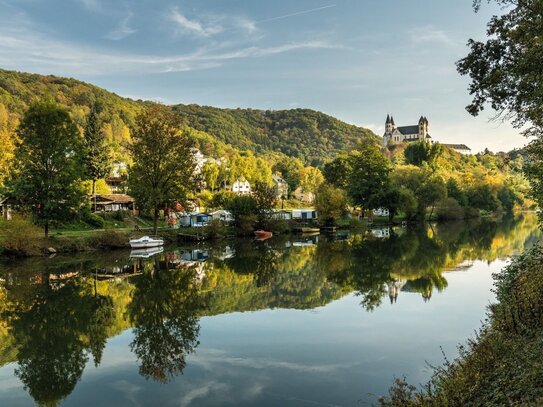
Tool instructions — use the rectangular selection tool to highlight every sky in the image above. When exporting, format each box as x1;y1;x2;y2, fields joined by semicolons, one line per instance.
0;0;527;152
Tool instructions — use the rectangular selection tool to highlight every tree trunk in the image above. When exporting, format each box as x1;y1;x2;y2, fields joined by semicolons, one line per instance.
44;221;49;238
153;206;159;235
429;204;435;221
92;179;97;212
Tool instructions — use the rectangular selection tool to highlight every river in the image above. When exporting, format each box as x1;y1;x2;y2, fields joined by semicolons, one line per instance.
0;213;540;406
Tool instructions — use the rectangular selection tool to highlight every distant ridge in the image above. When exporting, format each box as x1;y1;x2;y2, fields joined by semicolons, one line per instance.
0;68;378;165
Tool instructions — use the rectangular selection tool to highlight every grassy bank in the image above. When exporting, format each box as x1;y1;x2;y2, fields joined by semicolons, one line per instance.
379;244;543;406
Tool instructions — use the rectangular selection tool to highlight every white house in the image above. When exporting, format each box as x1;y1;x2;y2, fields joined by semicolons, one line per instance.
231;179;251;195
373;208;390;217
177;212;213;227
271;210;293;220
210;209;234;223
272;174;288;198
292;209;318;220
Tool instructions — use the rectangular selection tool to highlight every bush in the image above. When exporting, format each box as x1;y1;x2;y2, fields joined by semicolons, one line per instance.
89;230;128;249
204;219;226;239
0;216;44;257
436;198;465;220
82;210;105;228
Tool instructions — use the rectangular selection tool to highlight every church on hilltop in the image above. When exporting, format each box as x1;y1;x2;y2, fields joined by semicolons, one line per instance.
382;114;432;146
382;114;471;154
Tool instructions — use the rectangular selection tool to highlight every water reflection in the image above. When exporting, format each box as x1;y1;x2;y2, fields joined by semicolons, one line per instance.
5;278;113;406
0;213;540;405
127;259;203;383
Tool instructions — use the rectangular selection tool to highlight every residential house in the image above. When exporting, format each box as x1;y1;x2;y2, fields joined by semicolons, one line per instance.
272;174;288;198
106;162;128;193
230;179;251;195
292;209;318;220
373;208;390;217
0;197;13;220
177;212;212;227
270;210;292;220
93;194;135;212
210;209;234;223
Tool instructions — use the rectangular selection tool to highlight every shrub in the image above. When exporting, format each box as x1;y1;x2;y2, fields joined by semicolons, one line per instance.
204;219;226;239
0;216;44;256
89;230;128;249
82;210;105;228
436;198;465;221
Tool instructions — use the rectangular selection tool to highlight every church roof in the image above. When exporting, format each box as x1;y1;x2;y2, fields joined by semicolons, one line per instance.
443;143;471;151
386;114;391;124
397;125;419;135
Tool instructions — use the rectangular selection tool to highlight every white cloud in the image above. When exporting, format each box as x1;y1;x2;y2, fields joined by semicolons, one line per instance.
169;7;223;38
409;26;459;48
0;23;338;75
105;12;136;40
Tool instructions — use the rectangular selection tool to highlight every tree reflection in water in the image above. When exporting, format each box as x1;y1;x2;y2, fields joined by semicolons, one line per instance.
127;258;203;383
7;276;113;407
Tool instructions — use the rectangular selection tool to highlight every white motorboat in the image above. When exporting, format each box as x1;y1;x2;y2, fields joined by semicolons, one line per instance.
129;236;164;249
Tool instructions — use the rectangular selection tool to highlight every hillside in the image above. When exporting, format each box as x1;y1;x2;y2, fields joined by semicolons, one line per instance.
172;104;378;166
0;68;377;166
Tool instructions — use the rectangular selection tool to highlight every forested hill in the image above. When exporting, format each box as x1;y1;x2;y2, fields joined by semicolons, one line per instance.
172;104;378;166
0;68;377;166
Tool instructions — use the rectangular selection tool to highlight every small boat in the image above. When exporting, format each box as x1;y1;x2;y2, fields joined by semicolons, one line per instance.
294;227;320;234
254;230;273;238
129;236;164;249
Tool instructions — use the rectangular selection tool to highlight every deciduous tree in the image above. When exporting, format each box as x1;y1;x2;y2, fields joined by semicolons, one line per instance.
6;99;85;237
129;105;195;234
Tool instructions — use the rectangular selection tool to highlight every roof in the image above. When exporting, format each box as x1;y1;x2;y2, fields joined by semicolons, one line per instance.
272;174;286;183
397;125;419;135
443;144;471;151
96;194;134;204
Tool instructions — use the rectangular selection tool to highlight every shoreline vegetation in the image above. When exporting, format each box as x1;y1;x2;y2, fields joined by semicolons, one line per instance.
378;243;543;406
0;210;525;258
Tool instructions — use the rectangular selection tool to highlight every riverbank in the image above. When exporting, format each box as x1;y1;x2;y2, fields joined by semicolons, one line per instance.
379;244;543;406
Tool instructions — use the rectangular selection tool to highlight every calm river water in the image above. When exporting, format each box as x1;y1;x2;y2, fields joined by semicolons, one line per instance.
0;213;540;406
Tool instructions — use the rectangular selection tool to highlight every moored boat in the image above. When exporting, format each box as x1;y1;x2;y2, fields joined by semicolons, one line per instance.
254;230;273;238
129;236;164;249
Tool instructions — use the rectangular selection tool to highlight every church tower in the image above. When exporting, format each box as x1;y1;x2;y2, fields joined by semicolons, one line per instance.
385;114;393;133
418;116;428;141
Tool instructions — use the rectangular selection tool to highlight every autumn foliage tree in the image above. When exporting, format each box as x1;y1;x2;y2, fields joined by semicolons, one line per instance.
129;105;195;234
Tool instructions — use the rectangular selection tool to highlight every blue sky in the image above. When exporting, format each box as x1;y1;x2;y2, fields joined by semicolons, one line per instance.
0;0;525;152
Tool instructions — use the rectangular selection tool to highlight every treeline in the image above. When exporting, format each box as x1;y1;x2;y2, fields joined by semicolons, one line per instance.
316;140;529;223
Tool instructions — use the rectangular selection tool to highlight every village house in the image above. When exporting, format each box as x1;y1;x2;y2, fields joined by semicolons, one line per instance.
272;174;288;198
93;194;135;213
292;209;318;220
177;212;213;228
105;162;128;193
226;179;251;195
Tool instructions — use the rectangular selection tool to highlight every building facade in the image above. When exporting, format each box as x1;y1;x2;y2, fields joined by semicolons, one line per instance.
383;115;432;146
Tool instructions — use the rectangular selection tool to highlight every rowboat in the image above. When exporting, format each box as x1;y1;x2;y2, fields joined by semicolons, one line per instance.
129;236;164;249
254;230;273;238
